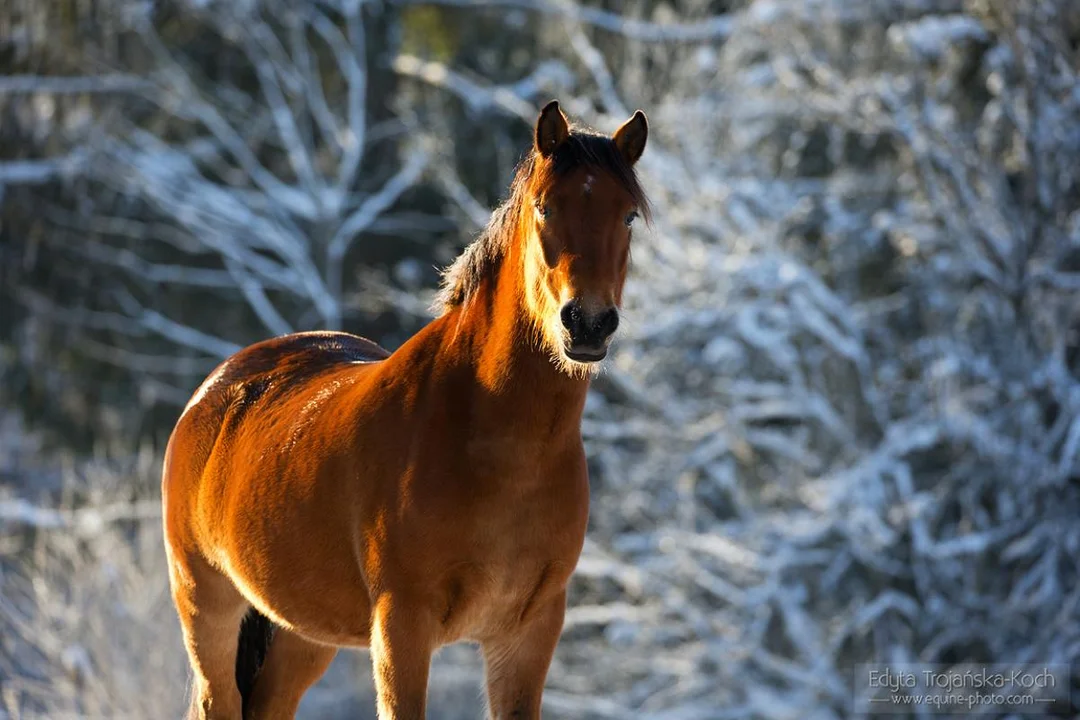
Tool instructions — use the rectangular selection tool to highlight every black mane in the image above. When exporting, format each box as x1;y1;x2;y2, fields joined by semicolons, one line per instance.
433;129;650;313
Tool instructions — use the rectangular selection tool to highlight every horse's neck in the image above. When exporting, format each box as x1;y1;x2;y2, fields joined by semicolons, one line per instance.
439;248;589;435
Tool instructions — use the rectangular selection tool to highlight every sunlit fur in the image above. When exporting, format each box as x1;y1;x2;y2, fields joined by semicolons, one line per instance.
163;104;649;720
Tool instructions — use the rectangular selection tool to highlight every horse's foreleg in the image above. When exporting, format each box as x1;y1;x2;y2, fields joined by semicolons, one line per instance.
170;554;248;720
370;593;435;720
243;628;337;719
481;591;566;720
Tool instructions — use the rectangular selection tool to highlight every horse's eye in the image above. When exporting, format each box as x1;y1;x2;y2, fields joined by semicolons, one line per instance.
625;210;639;227
536;203;550;222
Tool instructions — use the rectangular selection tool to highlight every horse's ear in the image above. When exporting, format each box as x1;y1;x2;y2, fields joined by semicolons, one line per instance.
612;110;648;166
535;100;569;158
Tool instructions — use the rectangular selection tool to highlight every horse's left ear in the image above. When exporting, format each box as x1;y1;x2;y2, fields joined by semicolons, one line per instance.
612;110;648;166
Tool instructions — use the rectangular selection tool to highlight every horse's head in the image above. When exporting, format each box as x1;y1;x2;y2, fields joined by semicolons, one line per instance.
522;101;649;373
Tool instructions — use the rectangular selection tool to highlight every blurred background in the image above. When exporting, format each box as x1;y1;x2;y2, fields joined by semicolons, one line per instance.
2;0;1080;717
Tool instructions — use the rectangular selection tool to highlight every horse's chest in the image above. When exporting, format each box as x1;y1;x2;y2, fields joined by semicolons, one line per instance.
437;552;574;643
433;480;587;641
400;438;588;640
420;440;588;548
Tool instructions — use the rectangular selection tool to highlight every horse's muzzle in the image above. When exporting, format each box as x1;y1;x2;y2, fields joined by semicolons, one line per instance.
560;301;618;362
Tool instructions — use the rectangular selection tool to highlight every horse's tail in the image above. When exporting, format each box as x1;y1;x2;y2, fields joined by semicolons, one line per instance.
235;607;276;713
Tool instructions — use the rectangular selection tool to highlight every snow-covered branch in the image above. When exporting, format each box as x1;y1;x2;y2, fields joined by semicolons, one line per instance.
395;0;733;43
0;499;161;537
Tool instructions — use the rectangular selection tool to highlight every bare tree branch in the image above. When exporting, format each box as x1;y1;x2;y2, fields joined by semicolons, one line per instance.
0;499;161;537
393;54;573;120
0;153;87;185
0;75;151;94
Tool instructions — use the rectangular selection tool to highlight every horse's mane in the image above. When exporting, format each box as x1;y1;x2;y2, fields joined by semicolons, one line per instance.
433;128;650;314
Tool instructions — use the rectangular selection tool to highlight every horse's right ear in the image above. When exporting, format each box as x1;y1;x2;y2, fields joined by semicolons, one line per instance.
535;100;569;158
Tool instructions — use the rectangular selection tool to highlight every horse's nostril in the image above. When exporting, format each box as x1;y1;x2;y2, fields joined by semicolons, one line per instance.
560;302;581;332
595;308;619;338
562;302;617;344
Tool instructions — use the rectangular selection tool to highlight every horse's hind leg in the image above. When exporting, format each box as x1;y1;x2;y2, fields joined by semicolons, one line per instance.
170;553;248;720
244;628;337;719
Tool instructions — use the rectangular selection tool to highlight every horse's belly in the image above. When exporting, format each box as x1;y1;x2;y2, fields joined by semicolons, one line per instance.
215;474;375;646
222;546;374;646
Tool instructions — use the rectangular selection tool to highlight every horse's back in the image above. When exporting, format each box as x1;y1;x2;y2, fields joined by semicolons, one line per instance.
202;331;388;392
178;329;386;414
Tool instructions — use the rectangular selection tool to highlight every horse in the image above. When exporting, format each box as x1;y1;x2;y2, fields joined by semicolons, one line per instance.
162;99;650;720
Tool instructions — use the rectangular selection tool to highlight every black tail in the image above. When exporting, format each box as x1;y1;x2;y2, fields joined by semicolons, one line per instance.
235;608;276;714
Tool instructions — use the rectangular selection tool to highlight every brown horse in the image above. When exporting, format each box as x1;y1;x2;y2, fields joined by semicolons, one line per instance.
162;100;649;719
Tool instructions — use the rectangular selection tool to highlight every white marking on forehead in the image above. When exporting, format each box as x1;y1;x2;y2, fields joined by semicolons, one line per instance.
583;174;595;195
